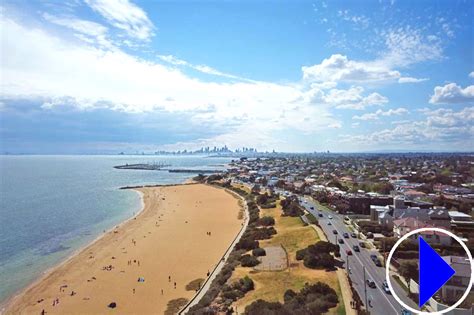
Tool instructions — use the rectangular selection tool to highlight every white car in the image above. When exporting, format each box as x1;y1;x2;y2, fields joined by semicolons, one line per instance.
328;215;333;219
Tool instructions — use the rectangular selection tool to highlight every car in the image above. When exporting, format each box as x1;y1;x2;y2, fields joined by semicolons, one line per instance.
359;242;366;248
338;238;344;244
382;281;391;294
346;249;352;255
343;232;349;238
401;309;412;315
351;232;357;238
327;222;332;225
366;279;376;288
310;206;314;210
370;254;378;261
328;215;333;219
318;213;323;217
332;229;338;235
374;259;382;267
352;245;360;252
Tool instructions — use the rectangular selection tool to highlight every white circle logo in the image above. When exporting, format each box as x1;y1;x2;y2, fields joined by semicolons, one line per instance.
385;227;473;314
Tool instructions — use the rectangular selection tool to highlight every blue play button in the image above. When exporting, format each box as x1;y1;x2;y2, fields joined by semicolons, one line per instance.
419;236;456;307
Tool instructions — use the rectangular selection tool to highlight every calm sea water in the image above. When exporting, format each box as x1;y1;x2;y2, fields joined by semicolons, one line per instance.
0;155;231;304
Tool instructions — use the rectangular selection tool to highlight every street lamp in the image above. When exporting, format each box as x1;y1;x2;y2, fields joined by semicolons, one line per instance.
363;266;370;314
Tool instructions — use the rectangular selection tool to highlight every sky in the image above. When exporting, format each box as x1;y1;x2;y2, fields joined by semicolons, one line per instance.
0;0;473;154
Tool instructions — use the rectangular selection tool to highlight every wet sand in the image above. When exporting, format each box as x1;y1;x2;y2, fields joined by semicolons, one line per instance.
4;183;243;314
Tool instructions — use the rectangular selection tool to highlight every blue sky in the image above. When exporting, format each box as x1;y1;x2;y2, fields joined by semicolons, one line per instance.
0;0;473;153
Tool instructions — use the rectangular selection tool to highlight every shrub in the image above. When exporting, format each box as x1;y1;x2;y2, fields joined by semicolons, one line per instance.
296;241;339;270
252;247;266;257
257;216;275;226
240;254;260;267
244;300;287;315
235;238;259;251
280;196;305;217
244;282;338;314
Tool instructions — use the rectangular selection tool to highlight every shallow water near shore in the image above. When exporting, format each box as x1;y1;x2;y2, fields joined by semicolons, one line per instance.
0;155;231;304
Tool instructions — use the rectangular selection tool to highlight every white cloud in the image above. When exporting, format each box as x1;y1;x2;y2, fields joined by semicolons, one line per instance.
157;55;255;82
42;13;113;48
0;15;342;151
303;85;389;110
352;108;409;120
398;76;428;83
302;54;401;83
340;107;473;148
469;72;474;78
84;0;154;41
380;27;443;68
303;25;443;86
337;10;370;29
429;83;474;104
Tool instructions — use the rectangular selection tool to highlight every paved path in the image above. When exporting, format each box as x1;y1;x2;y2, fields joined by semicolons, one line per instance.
179;188;249;314
255;245;287;271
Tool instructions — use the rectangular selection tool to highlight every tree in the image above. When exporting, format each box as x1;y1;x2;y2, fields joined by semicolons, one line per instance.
398;260;419;293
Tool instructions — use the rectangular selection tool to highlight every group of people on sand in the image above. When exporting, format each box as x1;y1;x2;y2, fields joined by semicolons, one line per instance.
127;259;140;266
102;264;114;271
206;231;212;236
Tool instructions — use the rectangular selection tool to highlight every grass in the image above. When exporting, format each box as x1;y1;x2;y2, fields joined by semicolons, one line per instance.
305;212;318;224
229;200;344;314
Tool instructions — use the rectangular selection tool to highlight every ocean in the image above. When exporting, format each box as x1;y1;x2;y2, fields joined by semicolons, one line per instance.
0;155;232;304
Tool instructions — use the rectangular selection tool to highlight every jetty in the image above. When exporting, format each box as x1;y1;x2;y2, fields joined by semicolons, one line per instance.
113;162;171;170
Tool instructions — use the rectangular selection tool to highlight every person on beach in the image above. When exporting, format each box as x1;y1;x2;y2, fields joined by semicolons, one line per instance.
133;288;135;294
174;282;176;289
168;276;171;282
161;289;163;295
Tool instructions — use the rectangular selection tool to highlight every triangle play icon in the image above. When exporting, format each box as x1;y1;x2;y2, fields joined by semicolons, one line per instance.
419;236;456;307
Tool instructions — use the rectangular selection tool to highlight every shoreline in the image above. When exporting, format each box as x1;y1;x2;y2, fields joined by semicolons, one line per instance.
3;182;243;314
0;181;202;312
0;188;147;314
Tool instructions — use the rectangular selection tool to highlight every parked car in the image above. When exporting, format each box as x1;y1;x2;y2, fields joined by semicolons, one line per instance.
374;259;382;267
328;215;333;219
359;242;366;248
338;239;344;244
370;254;378;261
346;249;352;255
318;213;323;217
366;279;376;288
351;232;357;238
401;309;412;315
343;232;349;238
382;281;391;294
352;245;360;252
366;232;374;239
328;222;332;225
333;230;338;235
310;206;314;210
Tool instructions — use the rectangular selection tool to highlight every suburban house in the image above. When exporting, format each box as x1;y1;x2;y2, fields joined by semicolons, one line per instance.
440;256;472;304
393;217;452;245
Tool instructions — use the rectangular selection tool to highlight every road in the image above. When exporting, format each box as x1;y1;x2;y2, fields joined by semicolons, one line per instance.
299;196;418;315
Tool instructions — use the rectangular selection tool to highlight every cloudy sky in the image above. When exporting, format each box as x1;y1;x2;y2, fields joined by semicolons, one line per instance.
0;0;473;153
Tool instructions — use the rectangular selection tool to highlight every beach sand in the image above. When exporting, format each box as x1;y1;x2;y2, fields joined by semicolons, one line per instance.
4;183;243;314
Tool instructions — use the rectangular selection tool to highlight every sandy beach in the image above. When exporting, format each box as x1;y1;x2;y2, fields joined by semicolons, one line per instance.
4;183;243;314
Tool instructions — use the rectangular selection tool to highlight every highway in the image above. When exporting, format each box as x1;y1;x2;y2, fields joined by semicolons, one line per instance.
299;196;418;315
